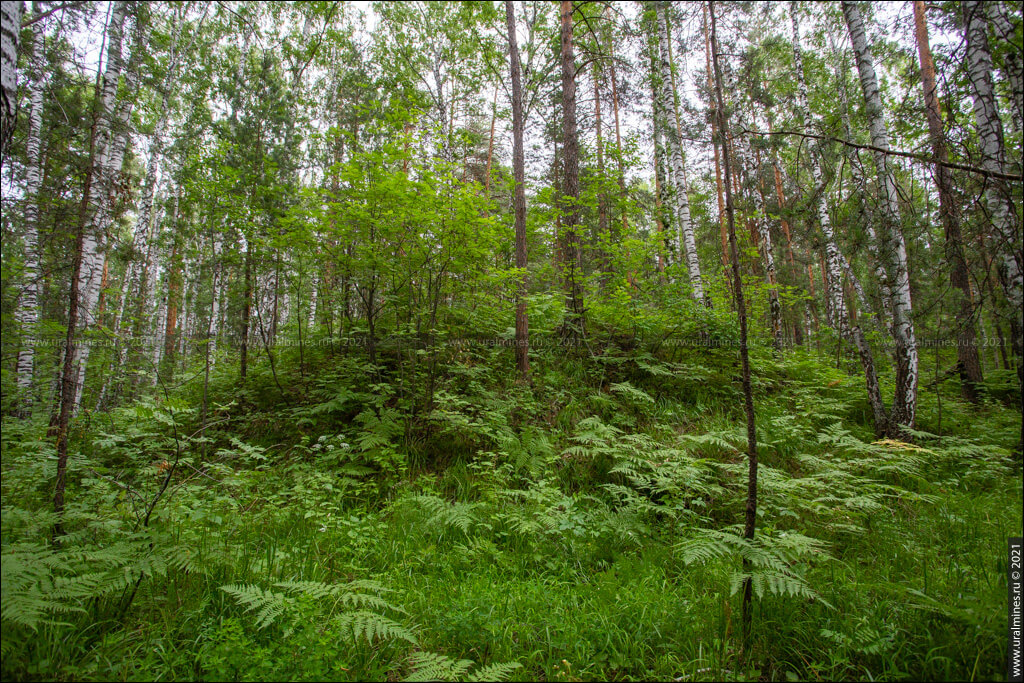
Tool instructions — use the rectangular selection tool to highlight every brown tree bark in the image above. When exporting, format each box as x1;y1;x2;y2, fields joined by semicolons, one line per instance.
559;0;585;341
913;0;983;402
709;0;758;646
506;0;529;382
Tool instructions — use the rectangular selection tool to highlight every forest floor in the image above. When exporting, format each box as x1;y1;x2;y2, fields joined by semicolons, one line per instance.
2;336;1021;681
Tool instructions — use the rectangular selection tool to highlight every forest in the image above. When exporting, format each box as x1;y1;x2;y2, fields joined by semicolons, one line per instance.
0;0;1022;680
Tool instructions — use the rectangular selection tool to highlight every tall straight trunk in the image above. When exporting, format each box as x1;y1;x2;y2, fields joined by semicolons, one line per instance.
559;0;584;341
913;0;983;402
792;1;888;435
593;60;611;274
15;48;46;404
843;0;919;434
506;0;529;382
709;0;758;644
655;1;704;302
964;0;1023;390
485;86;497;194
0;0;22;160
606;9;627;242
72;2;137;413
54;109;100;538
770;156;806;345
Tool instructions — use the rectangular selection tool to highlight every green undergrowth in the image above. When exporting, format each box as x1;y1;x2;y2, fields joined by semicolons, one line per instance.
2;338;1021;681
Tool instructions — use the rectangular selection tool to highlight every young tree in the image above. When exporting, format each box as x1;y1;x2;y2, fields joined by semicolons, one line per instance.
709;0;758;645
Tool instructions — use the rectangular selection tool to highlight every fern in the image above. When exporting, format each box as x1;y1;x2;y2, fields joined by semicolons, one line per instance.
221;578;416;642
403;651;521;682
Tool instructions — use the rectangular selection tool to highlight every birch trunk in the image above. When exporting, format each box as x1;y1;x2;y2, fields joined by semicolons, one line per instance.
792;1;888;435
987;1;1023;136
15;50;45;400
655;1;704;303
842;0;919;433
965;0;1023;362
0;0;22;159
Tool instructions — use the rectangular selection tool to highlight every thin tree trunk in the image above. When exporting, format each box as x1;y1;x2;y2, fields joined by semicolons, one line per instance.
606;9;627;243
593;59;610;274
709;0;758;646
913;0;983;402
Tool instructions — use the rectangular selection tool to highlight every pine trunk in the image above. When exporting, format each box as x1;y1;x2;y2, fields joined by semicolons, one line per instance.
506;0;529;382
913;0;983;402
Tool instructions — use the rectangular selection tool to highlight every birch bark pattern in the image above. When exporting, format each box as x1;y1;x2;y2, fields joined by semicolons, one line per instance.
655;1;704;303
0;0;22;158
791;1;888;435
964;0;1023;376
842;0;919;433
15;46;46;402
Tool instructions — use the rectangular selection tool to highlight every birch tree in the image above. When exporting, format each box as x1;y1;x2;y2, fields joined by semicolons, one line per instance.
842;0;919;433
0;0;22;160
964;0;1023;387
654;1;704;303
14;24;45;403
791;1;888;435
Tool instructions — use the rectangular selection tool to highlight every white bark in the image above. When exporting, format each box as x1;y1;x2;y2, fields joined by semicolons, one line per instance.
988;1;1023;136
792;1;888;434
842;0;919;431
15;49;45;395
655;1;704;302
0;0;22;156
965;1;1023;317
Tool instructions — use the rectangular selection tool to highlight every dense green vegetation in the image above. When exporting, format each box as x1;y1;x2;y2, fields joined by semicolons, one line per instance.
3;321;1021;680
1;0;1021;680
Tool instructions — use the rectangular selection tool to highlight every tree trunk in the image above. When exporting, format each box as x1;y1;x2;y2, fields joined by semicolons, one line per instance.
964;0;1023;382
506;0;529;382
709;0;758;645
15;43;45;407
913;0;983;402
0;0;22;160
655;1;704;303
559;0;584;341
842;0;919;434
